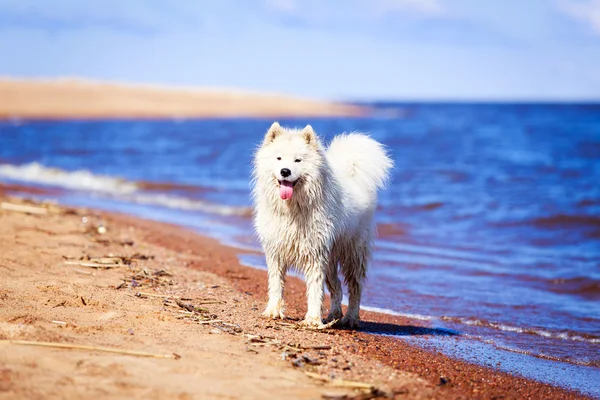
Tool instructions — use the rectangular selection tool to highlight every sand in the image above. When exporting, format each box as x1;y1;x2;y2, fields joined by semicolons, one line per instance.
0;78;365;119
0;188;590;399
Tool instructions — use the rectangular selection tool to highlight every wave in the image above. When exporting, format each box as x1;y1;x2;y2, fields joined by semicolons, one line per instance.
531;214;600;229
358;302;599;346
360;305;433;321
0;162;138;193
497;213;600;233
0;162;251;217
126;193;251;217
440;316;600;344
547;276;600;300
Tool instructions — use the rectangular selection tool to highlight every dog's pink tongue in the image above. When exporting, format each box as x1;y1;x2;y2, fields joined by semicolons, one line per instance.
279;181;294;200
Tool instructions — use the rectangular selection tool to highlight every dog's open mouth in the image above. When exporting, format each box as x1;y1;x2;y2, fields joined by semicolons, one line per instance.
278;179;297;200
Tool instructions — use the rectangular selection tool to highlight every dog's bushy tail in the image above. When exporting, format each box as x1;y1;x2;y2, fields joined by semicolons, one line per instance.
327;133;393;196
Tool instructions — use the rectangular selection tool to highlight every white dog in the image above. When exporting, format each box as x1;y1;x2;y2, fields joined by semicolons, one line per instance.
252;122;393;328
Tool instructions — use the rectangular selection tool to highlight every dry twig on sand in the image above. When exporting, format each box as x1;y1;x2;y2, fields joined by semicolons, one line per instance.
318;319;340;330
64;255;150;270
136;291;181;299
119;267;174;289
197;319;223;324
289;344;332;351
304;371;372;389
175;299;205;313
274;321;296;327
64;261;123;269
0;340;180;359
1;202;48;215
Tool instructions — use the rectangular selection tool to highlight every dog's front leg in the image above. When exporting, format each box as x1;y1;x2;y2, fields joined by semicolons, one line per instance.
262;254;286;319
301;262;325;327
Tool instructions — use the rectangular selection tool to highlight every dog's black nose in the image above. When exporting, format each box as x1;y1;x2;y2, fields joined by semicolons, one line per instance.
280;168;291;177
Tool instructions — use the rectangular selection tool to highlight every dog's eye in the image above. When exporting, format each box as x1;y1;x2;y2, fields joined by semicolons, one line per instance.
276;157;281;161
295;159;301;163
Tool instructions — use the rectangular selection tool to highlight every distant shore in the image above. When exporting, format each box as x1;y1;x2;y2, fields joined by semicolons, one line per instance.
0;78;367;119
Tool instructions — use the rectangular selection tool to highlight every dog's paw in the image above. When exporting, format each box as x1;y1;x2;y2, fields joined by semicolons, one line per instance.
338;315;361;329
262;304;285;320
299;315;324;329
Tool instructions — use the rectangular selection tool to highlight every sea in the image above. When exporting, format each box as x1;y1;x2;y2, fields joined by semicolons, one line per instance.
1;103;599;397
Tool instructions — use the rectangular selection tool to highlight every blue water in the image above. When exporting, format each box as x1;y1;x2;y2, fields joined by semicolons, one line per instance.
1;103;599;396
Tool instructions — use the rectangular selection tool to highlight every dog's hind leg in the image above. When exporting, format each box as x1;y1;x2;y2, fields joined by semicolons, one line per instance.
340;240;369;328
325;258;343;322
262;254;287;319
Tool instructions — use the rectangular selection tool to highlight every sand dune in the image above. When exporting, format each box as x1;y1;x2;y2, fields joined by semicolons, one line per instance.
0;78;366;119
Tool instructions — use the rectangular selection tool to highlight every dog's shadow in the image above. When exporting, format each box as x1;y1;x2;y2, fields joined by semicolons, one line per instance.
346;321;459;337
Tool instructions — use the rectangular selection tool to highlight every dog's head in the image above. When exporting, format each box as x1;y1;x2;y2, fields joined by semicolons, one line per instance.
254;122;324;201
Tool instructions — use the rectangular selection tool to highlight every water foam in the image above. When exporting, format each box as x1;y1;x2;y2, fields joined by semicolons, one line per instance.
0;162;251;217
0;162;137;193
441;316;600;344
127;193;250;217
360;305;434;321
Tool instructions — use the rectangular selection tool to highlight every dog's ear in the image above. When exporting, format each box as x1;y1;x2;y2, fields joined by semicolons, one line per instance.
301;125;317;147
263;122;283;144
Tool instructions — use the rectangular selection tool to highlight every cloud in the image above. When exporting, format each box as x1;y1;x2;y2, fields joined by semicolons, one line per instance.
263;0;446;22
0;0;164;33
557;0;600;34
370;0;445;17
265;0;298;13
260;0;453;45
0;0;238;34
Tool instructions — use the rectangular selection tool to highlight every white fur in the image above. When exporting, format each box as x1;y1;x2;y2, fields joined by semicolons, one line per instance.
252;122;393;327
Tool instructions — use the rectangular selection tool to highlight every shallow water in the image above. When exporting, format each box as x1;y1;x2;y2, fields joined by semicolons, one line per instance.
1;103;599;396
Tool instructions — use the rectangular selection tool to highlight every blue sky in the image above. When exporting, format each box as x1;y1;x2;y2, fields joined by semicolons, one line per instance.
1;0;599;100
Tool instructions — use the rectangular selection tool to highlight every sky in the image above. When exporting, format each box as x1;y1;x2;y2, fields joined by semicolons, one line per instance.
0;0;599;101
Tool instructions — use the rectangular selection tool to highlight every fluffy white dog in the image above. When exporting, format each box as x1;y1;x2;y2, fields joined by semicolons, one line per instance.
252;122;393;327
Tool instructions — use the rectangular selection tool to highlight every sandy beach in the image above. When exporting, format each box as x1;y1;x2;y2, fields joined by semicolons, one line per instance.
0;185;590;399
0;78;365;120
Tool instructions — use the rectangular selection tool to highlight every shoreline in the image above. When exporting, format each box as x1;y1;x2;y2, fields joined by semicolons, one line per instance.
0;183;592;399
0;78;367;120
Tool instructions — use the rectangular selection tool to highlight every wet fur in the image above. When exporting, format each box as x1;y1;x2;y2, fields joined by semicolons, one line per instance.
252;122;393;327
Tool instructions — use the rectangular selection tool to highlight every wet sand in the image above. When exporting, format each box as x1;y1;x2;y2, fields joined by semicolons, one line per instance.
0;78;365;119
0;185;591;399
